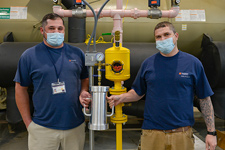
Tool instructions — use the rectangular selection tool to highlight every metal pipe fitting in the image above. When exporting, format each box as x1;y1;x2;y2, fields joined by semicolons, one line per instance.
172;0;180;6
72;7;86;18
148;7;162;19
53;5;72;17
161;6;179;18
52;0;62;5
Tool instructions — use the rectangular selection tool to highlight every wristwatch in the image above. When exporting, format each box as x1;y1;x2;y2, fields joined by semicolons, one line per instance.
207;131;217;136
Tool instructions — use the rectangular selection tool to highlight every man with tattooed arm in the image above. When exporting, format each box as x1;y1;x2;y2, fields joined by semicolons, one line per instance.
107;21;217;150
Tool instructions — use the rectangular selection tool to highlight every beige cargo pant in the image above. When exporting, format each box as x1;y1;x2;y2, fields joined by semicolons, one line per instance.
141;128;194;150
27;121;85;150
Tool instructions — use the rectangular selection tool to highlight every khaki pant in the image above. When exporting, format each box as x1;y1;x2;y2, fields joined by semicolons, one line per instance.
141;128;194;150
27;121;85;150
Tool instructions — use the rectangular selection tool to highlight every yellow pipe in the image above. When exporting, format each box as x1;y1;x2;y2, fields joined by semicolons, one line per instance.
115;103;123;119
116;123;123;150
111;94;127;150
115;103;124;150
114;81;121;90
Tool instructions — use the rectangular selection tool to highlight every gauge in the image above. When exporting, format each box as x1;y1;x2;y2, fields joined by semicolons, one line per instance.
175;0;180;4
95;52;104;62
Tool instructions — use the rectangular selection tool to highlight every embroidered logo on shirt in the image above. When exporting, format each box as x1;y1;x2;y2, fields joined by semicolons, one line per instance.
69;59;76;63
179;72;190;78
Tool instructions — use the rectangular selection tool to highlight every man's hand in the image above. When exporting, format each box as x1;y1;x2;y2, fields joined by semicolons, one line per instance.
199;97;217;150
107;89;144;108
79;90;91;108
205;135;217;150
107;95;122;108
25;120;32;129
15;82;32;129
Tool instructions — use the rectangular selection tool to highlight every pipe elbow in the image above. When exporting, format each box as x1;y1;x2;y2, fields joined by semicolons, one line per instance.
169;6;180;18
53;5;65;17
162;6;179;18
53;5;72;17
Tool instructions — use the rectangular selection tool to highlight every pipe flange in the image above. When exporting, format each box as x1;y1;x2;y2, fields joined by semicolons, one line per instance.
148;8;162;19
131;8;140;19
72;7;86;18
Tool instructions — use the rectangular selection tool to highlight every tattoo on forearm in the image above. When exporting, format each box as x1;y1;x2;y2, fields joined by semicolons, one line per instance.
199;97;215;131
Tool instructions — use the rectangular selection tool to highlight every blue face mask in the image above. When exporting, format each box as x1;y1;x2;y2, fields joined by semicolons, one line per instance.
45;32;64;47
156;37;175;54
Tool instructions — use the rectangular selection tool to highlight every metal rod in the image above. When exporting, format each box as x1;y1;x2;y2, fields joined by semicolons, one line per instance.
88;66;94;150
89;66;94;89
89;129;94;150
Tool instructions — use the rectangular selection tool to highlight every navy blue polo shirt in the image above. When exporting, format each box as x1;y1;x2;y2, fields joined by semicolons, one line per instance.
14;42;89;130
132;51;213;130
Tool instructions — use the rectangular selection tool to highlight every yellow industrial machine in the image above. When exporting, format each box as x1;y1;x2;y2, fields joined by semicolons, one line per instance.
105;31;130;150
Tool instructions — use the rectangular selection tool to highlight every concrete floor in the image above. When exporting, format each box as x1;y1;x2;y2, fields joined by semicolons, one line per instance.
0;108;224;150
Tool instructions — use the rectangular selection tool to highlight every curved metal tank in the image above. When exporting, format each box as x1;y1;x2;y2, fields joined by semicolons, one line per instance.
201;34;225;89
200;34;225;120
0;42;39;87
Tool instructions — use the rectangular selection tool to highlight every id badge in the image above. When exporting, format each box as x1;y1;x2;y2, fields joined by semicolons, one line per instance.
51;81;66;94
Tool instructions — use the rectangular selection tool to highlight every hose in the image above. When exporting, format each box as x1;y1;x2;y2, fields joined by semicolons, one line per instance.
82;0;110;52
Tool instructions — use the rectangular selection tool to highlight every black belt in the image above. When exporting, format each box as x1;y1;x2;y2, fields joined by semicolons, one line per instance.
153;126;190;133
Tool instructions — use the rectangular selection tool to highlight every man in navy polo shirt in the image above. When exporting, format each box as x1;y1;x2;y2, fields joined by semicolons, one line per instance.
14;13;90;150
108;21;217;150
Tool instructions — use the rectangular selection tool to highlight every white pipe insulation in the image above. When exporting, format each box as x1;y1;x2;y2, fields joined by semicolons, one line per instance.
53;5;180;19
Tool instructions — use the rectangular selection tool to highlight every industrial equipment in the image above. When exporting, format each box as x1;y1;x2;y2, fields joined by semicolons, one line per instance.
54;0;179;149
149;0;160;7
84;86;114;130
201;33;225;120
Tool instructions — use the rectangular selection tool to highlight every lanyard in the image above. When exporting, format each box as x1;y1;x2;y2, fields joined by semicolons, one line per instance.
45;46;65;83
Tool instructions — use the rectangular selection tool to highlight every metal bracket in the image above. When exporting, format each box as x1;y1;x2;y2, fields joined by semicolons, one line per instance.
85;52;98;66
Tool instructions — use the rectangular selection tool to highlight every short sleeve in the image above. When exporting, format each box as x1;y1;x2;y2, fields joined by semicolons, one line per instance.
194;62;214;99
13;53;32;87
131;62;147;96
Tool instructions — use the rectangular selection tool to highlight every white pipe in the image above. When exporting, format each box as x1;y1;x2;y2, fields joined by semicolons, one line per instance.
116;0;123;44
53;5;72;17
162;6;180;18
112;14;123;43
53;5;179;19
53;4;179;45
117;0;123;9
86;9;148;19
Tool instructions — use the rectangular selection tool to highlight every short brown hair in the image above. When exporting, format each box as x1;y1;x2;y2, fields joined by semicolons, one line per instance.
154;21;176;34
41;13;64;28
